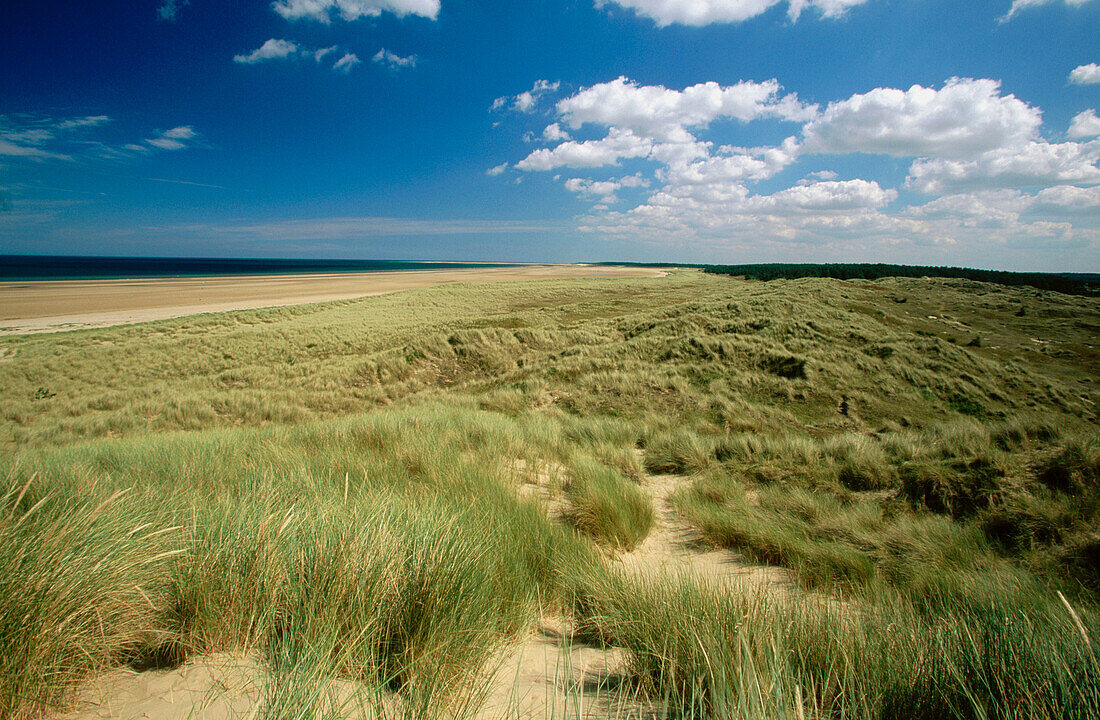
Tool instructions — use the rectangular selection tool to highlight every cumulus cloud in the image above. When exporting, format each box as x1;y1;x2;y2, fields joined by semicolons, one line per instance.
1069;109;1100;138
498;74;1098;260
542;123;571;142
272;0;440;22
565;177;623;200
906;140;1100;193
595;0;871;26
492;80;561;113
486;163;508;176
802;78;1041;158
373;48;417;69
1036;184;1100;208
234;39;301;64
557;76;815;143
333;53;361;73
753;179;896;212
1002;0;1096;22
517;128;653;170
1070;63;1100;85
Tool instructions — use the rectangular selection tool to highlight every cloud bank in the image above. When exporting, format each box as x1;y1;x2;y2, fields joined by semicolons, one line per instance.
595;0;872;26
494;75;1099;260
271;0;440;22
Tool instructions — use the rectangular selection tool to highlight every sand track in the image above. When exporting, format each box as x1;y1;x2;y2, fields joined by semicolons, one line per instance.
53;461;791;720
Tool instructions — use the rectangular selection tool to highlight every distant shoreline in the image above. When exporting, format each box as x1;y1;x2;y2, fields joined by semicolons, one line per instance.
0;264;668;335
0;255;533;282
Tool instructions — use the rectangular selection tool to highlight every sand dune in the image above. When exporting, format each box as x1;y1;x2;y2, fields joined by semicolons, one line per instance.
0;264;667;335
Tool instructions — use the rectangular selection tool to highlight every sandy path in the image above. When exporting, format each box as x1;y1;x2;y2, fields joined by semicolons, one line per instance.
475;622;654;720
53;461;791;720
0;265;667;335
472;462;793;719
615;471;792;590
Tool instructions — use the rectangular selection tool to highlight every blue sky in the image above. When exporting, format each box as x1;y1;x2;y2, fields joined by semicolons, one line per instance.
1;0;1098;270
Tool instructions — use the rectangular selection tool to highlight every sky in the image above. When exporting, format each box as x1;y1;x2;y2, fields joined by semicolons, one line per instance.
0;0;1098;270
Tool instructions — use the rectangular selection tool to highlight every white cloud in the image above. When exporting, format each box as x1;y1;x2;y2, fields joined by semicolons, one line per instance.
542;123;571;142
662;138;800;186
158;0;189;21
753;179;896;212
1070;63;1100;85
146;127;199;151
493;80;561;113
516;128;653;170
595;0;870;26
272;0;440;22
486;163;508;176
1036;184;1100;208
1069;109;1100;138
333;53;361;73
0;114;199;162
57;116;111;130
162;126;197;140
906;139;1100;193
802;78;1041;158
557;76;815;143
497;74;1099;262
372;48;417;69
0;139;68;160
565;177;623;200
903;190;1033;226
235;40;359;73
1002;0;1096;22
801;170;838;183
786;0;873;20
234;39;301;64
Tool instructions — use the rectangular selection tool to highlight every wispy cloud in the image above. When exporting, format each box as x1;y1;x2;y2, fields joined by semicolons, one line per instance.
148;177;228;189
0;115;200;163
491;80;561;113
234;39;365;73
234;39;301;64
372;48;417;70
155;216;559;242
145;126;199;151
333;53;361;73
1001;0;1096;22
157;0;189;21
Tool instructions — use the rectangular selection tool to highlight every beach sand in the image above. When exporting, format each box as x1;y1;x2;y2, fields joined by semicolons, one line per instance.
0;264;666;335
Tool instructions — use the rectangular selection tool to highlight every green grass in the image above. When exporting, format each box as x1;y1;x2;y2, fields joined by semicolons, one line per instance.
563;456;654;550
568;566;1099;720
0;270;1098;718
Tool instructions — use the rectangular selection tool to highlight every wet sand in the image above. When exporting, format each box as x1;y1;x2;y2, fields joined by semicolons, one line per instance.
0;264;667;335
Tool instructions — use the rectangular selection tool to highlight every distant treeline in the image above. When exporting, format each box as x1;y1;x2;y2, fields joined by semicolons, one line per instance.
703;263;1099;297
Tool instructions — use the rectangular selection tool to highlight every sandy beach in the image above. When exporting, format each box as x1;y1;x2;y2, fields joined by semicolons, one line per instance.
0;264;666;335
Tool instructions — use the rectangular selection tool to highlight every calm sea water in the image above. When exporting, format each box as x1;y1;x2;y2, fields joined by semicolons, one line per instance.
0;255;522;281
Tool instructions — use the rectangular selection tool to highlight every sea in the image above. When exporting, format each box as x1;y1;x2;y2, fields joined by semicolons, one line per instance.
0;255;522;282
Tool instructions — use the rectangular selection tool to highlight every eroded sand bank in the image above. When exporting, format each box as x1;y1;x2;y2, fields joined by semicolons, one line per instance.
0;265;667;335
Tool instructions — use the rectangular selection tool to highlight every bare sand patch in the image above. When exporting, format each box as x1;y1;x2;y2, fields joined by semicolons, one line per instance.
0;265;667;335
476;620;657;720
615;470;792;592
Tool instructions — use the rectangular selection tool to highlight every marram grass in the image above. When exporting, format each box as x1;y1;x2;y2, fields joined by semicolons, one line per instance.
0;271;1098;718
